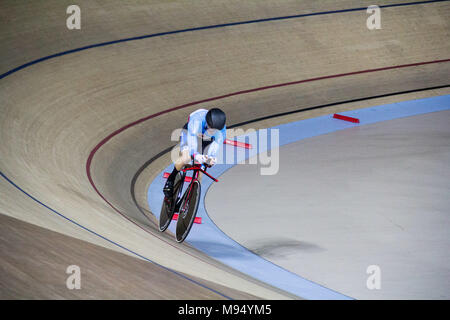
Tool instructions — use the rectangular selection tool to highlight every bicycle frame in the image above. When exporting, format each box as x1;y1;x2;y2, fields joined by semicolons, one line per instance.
160;163;219;236
182;164;219;182
178;164;218;215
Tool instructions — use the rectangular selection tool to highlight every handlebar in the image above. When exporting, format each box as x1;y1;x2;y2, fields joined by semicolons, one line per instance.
182;165;219;182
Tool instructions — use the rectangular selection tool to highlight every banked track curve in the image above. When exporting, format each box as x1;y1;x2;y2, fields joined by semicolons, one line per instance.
1;0;449;299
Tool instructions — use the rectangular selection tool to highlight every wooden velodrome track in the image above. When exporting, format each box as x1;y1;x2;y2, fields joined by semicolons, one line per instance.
0;0;449;299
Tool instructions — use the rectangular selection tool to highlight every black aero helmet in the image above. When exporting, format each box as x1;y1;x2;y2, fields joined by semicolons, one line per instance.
206;108;226;130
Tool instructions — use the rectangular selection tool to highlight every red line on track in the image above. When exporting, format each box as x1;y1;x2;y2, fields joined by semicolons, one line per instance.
86;58;450;248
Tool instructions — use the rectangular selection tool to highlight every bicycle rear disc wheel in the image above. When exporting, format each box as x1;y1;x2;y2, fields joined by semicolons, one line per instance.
175;180;201;243
159;172;183;232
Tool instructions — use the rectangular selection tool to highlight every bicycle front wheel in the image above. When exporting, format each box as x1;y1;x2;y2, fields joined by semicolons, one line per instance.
175;180;201;243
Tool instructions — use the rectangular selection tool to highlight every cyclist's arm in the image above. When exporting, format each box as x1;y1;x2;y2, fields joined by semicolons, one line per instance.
206;126;226;159
187;117;201;158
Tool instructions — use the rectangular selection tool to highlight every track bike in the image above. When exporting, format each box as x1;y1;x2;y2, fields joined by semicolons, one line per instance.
159;161;218;243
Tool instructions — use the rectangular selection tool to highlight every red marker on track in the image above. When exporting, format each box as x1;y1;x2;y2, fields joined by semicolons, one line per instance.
333;114;360;123
224;139;252;149
172;214;202;224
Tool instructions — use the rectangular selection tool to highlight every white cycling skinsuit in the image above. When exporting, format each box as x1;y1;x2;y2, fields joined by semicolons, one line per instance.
179;108;226;164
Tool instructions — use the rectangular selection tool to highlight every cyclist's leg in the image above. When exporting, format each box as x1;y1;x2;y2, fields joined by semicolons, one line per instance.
174;123;191;171
166;126;213;189
164;124;190;196
175;149;190;171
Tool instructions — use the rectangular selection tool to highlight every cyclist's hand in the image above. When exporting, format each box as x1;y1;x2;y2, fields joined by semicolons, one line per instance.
194;153;208;164
206;157;217;166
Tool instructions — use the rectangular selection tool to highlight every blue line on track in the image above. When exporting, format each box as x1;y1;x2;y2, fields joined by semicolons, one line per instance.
0;171;233;300
1;0;448;80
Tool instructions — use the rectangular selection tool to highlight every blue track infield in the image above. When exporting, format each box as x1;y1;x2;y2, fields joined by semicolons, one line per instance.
148;94;450;300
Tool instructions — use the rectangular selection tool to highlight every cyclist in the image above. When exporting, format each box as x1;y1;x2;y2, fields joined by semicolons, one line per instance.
163;108;226;197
